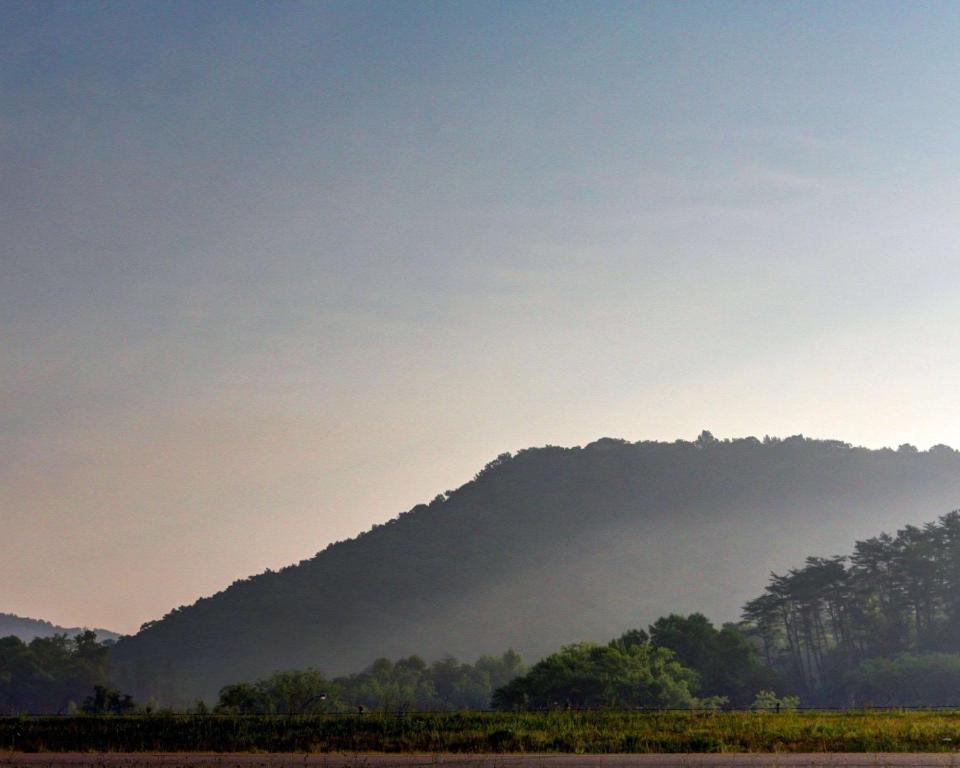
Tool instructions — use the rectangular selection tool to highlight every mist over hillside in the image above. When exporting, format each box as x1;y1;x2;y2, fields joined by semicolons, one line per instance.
0;613;121;644
111;434;960;704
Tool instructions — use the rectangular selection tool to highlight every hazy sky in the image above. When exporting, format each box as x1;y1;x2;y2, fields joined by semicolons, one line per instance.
4;1;960;633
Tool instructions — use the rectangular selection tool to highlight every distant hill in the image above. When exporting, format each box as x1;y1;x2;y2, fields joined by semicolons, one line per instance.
111;434;960;704
0;613;121;644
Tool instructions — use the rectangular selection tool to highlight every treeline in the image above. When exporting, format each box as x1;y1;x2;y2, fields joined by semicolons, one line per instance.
213;615;788;713
491;630;700;710
743;511;960;705
216;510;960;711
0;631;130;714
493;614;787;710
216;651;524;713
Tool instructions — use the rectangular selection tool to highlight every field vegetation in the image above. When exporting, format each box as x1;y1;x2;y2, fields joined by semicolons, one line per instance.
7;710;960;753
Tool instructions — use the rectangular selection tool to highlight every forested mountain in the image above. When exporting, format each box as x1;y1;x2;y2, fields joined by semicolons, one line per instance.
110;434;960;704
0;613;120;644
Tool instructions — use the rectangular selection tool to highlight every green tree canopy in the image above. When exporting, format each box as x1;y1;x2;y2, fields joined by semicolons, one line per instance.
216;669;334;714
0;631;113;714
215;651;525;713
491;633;697;709
649;613;778;706
843;653;960;707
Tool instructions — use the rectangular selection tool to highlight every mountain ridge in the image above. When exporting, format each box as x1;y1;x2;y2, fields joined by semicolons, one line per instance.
0;612;121;644
110;434;960;704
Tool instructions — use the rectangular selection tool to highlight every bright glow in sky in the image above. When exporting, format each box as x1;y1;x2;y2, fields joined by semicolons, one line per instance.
4;1;960;633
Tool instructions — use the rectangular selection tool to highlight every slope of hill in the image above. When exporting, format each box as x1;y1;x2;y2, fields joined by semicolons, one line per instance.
110;434;960;704
0;612;121;644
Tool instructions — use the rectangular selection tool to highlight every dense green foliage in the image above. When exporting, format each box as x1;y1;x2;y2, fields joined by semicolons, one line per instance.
216;669;333;714
648;614;780;706
215;652;524;713
491;633;697;709
110;435;960;704
13;711;960;753
0;632;111;714
844;654;960;707
80;685;136;715
212;620;773;714
334;652;525;712
744;511;960;705
488;618;782;710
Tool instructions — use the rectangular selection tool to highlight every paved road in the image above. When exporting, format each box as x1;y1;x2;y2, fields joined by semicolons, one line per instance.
6;755;960;768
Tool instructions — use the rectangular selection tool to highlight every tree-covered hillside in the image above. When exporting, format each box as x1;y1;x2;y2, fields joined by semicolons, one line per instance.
110;434;960;704
0;614;120;645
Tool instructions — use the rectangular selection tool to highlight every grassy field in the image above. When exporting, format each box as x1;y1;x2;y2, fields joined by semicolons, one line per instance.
6;711;960;754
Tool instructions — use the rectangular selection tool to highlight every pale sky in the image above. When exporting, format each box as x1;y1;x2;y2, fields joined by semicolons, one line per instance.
4;1;960;633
